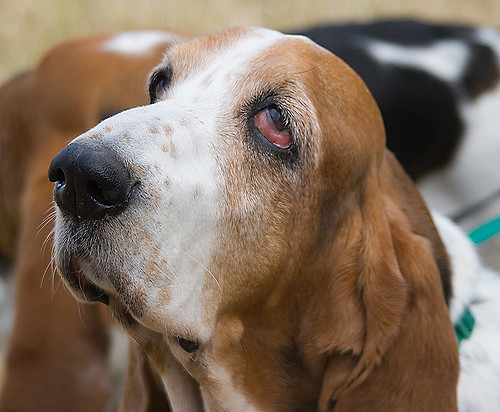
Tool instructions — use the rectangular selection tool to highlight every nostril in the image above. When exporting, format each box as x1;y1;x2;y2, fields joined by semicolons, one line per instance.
49;167;69;205
49;167;66;185
87;180;111;206
86;180;127;207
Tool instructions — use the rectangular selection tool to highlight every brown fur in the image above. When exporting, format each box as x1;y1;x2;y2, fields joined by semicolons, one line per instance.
0;31;188;410
119;342;171;412
115;32;458;410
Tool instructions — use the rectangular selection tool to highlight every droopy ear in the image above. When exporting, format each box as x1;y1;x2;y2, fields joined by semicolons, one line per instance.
316;152;459;411
117;327;204;411
119;341;171;411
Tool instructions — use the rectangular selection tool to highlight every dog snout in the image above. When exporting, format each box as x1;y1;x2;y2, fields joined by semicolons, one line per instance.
48;143;134;220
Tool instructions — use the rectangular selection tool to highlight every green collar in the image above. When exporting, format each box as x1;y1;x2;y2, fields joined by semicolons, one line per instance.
454;306;475;345
454;216;499;344
468;215;500;245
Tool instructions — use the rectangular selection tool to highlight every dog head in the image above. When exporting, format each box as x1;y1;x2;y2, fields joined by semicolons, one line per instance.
50;27;458;411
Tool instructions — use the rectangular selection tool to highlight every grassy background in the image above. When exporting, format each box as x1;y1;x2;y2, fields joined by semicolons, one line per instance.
1;0;500;83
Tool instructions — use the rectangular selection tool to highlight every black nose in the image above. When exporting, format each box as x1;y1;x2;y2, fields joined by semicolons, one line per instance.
48;143;134;220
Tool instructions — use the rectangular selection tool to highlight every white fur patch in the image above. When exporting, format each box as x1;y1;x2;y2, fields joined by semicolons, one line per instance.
433;213;500;411
475;27;500;53
205;364;259;411
432;213;479;322
99;31;177;55
367;39;469;82
457;265;500;412
70;27;292;341
72;101;221;340
419;80;500;215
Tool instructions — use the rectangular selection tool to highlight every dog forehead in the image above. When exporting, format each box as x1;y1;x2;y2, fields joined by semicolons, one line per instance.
162;27;318;88
168;27;283;65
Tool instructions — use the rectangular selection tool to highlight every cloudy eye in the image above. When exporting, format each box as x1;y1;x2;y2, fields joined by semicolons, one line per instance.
253;106;292;149
149;66;173;103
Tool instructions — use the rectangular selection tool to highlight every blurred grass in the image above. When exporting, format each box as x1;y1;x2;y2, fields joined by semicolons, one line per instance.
1;0;500;83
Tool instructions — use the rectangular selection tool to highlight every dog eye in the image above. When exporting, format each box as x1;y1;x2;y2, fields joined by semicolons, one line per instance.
149;67;173;103
176;337;200;353
253;107;292;149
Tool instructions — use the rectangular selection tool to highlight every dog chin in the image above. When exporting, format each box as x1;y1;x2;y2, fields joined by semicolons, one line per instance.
57;252;160;332
57;254;111;305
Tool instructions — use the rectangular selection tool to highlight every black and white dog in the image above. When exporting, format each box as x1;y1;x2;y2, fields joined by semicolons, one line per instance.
298;21;500;246
297;21;500;411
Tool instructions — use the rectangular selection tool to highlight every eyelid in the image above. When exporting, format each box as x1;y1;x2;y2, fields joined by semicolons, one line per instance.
149;66;173;103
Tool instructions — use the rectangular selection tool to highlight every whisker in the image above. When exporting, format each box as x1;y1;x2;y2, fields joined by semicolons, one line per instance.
42;202;55;217
36;210;56;236
77;269;86;301
77;302;87;327
37;202;57;235
152;245;174;282
155;263;174;282
177;248;222;292
42;227;54;252
41;253;56;288
51;257;56;299
293;56;336;75
54;275;63;295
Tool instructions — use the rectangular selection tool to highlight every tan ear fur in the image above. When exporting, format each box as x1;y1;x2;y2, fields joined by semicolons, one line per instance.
317;154;459;411
114;312;204;411
120;341;172;412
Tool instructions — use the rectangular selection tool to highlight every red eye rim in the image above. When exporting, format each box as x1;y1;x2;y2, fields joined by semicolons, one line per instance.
253;107;292;149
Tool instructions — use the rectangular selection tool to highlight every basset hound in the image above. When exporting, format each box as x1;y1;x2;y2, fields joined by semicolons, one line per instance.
48;27;464;410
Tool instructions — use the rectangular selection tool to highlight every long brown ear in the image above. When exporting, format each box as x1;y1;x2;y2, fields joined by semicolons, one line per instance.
316;152;459;411
118;326;204;411
120;341;172;411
